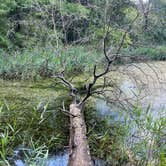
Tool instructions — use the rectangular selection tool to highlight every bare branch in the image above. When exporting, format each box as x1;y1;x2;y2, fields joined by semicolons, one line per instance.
52;74;78;103
79;13;139;107
59;101;76;117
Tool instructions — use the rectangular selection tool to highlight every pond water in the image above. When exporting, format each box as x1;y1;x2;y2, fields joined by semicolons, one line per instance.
14;150;105;166
121;62;166;110
14;150;68;166
94;62;166;165
96;61;166;117
0;61;166;166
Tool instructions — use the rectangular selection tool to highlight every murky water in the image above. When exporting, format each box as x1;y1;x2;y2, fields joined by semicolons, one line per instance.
120;62;166;110
97;61;166;114
95;62;166;150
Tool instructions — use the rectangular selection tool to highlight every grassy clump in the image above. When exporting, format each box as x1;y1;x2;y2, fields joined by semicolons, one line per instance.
123;45;166;61
85;102;166;166
0;101;69;165
0;46;101;80
85;103;129;165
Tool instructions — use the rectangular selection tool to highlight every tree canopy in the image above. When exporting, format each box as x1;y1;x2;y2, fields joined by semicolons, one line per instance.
0;0;165;49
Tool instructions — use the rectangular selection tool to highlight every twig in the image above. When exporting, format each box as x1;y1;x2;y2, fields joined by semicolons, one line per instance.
59;101;76;117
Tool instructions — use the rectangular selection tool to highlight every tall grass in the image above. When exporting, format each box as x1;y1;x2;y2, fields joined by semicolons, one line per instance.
0;101;69;165
122;45;166;61
0;99;165;165
0;46;101;80
86;102;166;166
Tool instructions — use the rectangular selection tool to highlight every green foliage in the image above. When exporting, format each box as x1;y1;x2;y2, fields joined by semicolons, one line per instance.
128;46;166;60
58;1;90;18
159;149;166;166
92;27;132;49
124;7;138;22
0;100;69;164
86;102;165;165
0;0;91;48
85;104;129;165
0;0;17;15
0;36;11;48
0;46;101;80
0;0;165;49
21;144;49;166
125;105;166;165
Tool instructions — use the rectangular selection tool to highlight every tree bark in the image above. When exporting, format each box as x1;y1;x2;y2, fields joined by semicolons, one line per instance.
68;104;93;166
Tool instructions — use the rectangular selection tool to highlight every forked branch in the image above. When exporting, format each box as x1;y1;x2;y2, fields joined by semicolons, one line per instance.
53;14;138;107
52;73;78;103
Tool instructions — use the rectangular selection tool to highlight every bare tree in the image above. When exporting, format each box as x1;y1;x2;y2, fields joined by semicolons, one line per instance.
52;12;138;165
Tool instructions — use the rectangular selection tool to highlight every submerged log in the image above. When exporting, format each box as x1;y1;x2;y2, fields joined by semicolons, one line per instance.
68;104;93;166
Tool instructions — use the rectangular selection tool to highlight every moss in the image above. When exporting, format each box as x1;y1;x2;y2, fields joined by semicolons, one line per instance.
0;79;65;106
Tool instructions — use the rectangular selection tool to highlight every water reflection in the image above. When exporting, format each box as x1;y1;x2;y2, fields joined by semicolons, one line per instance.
14;160;24;166
46;152;68;166
96;99;124;122
14;150;105;166
14;150;68;166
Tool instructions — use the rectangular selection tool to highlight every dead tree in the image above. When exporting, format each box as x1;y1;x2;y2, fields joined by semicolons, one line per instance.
53;14;138;166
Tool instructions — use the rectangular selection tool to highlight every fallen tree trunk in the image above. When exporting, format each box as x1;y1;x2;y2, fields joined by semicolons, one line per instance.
68;104;93;166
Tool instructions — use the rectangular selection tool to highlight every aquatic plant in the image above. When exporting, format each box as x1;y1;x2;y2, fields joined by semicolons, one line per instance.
0;101;69;165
